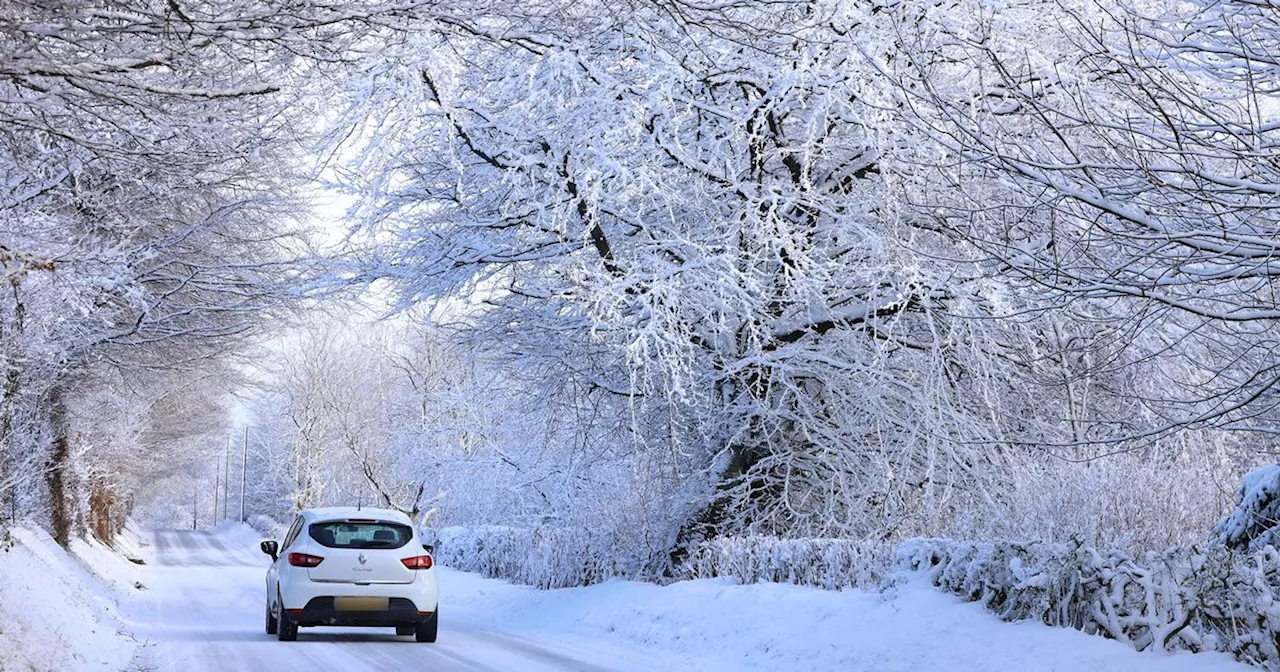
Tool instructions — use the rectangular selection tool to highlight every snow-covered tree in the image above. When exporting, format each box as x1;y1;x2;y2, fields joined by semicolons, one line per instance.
322;2;1037;554
883;0;1280;443
318;0;1280;556
0;0;398;542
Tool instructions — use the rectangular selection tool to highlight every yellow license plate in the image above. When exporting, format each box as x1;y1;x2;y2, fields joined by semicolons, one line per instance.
334;597;389;612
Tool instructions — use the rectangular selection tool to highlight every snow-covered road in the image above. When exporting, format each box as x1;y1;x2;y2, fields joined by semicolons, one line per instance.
129;529;664;672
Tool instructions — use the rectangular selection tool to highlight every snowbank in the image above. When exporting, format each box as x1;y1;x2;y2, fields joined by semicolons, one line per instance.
210;520;274;548
0;527;137;671
245;514;287;540
442;567;1247;672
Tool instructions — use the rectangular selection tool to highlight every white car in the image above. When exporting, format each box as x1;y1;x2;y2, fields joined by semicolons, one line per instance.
260;507;439;642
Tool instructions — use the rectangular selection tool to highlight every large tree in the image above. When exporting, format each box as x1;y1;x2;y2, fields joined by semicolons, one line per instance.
331;1;1033;555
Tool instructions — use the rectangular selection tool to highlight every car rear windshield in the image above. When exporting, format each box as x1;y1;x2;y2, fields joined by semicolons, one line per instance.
308;521;412;549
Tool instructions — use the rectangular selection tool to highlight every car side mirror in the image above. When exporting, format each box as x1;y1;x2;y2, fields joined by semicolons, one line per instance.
260;540;279;561
422;543;434;555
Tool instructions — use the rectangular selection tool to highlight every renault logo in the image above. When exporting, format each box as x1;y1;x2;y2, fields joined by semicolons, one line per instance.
358;552;368;565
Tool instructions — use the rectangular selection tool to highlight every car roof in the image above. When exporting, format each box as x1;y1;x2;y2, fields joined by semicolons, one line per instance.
301;507;413;525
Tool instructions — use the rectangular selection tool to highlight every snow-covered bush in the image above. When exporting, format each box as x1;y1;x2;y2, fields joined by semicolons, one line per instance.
436;526;894;591
246;515;287;540
1215;465;1280;552
434;525;662;589
683;536;892;591
900;538;1280;668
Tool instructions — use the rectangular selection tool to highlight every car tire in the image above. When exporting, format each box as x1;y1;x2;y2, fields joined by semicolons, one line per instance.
396;625;414;636
277;599;298;642
266;602;278;635
414;610;438;643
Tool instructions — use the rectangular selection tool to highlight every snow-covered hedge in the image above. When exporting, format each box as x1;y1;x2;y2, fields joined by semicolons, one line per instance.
683;536;892;590
900;538;1280;668
434;525;656;589
435;526;893;591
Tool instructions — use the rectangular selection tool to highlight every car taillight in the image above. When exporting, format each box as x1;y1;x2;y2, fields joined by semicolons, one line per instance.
401;555;434;570
288;552;324;567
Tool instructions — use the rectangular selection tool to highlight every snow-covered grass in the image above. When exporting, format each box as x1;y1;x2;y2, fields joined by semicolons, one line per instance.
443;566;1247;672
0;526;139;671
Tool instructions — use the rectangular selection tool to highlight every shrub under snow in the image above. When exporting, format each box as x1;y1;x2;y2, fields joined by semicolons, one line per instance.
900;538;1280;668
1216;465;1280;552
683;536;892;590
434;525;656;589
435;526;895;591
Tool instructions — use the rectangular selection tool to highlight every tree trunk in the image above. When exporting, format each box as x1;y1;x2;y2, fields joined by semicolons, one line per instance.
0;278;25;523
0;359;18;523
45;385;72;547
669;425;776;571
88;478;120;544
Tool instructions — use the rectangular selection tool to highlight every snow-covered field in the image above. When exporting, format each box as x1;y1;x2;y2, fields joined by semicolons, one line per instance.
0;524;1253;671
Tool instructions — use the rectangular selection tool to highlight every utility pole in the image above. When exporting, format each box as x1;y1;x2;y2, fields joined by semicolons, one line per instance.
213;468;220;523
240;426;249;523
222;435;230;523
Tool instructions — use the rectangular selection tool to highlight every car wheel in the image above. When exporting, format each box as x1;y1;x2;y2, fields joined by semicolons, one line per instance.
265;601;278;635
414;610;437;643
396;625;414;636
277;599;298;642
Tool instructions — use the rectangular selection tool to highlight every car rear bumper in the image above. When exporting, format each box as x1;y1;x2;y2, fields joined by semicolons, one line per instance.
278;566;438;612
289;597;435;627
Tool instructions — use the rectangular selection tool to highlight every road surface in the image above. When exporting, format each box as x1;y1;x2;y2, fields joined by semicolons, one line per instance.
127;529;661;672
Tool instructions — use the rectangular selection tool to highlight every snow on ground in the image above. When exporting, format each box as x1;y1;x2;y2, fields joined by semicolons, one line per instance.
444;566;1249;672
0;527;137;672
0;522;1259;672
